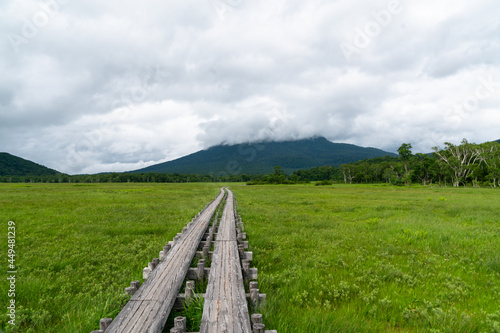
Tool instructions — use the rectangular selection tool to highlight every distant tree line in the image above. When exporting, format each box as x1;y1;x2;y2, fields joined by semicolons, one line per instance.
248;139;500;188
0;172;251;184
247;166;340;185
2;139;499;188
336;139;500;187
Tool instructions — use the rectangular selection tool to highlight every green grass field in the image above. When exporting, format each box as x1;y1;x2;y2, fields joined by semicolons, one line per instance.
232;184;500;332
1;183;499;332
0;183;221;333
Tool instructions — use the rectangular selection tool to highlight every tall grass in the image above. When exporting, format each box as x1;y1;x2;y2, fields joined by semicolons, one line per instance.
2;183;499;332
0;183;221;333
232;184;500;332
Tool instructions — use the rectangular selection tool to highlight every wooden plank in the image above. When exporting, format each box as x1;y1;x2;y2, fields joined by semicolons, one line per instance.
200;189;252;333
106;189;225;333
195;251;251;261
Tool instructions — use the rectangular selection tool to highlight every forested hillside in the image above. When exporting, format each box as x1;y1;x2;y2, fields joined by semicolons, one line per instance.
130;137;396;175
0;153;60;176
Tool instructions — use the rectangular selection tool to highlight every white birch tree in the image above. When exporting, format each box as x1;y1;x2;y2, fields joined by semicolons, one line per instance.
432;139;483;187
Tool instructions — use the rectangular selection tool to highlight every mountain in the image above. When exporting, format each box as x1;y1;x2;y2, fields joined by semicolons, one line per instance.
131;137;397;175
0;153;60;176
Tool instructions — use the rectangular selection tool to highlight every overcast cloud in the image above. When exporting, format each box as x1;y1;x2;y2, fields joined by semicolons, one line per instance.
1;0;499;174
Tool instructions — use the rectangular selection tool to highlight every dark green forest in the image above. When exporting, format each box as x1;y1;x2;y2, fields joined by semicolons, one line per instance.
0;153;59;176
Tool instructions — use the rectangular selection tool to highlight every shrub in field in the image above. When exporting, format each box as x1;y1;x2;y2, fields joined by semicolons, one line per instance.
315;180;333;186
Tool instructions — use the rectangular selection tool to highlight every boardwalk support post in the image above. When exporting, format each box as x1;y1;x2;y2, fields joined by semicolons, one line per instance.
185;280;195;304
125;281;140;296
125;287;135;296
148;262;156;271
197;259;205;281
143;267;151;279
163;243;171;255
174;316;186;332
250;282;260;308
250;288;260;308
152;258;159;267
253;323;265;333
100;318;112;331
242;259;250;283
251;313;262;325
202;245;209;259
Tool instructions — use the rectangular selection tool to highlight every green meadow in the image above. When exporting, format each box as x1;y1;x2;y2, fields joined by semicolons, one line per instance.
232;184;500;332
0;183;221;333
1;183;500;332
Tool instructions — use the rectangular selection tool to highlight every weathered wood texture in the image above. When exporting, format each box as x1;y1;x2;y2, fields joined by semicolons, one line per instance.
200;189;252;333
105;189;225;333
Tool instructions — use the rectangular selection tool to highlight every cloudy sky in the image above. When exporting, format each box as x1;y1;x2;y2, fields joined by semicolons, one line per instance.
1;0;499;174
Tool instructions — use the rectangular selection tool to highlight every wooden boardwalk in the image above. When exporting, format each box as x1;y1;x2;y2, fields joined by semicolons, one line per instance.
105;189;225;333
93;188;275;333
199;189;252;332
